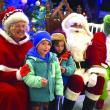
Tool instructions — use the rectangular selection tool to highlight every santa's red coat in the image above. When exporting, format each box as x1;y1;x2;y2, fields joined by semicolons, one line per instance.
0;29;32;110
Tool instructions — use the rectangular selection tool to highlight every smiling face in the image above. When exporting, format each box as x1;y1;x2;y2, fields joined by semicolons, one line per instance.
37;40;51;58
9;21;27;42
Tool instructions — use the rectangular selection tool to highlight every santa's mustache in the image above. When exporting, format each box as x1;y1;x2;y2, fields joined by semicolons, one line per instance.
67;27;86;33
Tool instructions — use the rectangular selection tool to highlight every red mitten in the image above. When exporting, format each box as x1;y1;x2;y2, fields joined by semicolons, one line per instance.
20;64;30;77
59;51;71;63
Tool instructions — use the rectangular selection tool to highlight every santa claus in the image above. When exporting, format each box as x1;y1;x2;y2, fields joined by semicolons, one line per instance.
61;13;107;110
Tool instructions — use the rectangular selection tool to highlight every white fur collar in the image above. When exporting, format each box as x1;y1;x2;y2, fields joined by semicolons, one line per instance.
0;28;30;45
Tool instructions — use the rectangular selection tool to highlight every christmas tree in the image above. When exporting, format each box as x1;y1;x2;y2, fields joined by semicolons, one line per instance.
25;0;48;36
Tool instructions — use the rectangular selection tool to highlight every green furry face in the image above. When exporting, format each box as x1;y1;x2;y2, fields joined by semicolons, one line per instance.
103;15;110;36
104;23;110;36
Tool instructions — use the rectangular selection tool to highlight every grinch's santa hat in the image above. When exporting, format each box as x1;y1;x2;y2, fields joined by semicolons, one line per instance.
62;13;92;37
0;6;29;31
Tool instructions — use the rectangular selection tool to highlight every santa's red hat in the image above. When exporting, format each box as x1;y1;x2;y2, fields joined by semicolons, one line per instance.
62;13;92;37
0;6;29;31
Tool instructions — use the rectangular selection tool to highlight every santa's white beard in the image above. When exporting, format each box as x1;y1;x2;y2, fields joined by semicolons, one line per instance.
66;28;92;62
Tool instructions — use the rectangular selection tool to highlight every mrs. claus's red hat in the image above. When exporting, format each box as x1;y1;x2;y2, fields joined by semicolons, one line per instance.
0;6;29;31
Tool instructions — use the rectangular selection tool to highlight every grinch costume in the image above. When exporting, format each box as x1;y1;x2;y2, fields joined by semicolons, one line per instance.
95;15;110;109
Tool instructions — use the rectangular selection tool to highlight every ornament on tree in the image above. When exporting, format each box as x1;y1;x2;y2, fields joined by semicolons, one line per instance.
29;0;47;35
35;0;40;6
21;0;28;5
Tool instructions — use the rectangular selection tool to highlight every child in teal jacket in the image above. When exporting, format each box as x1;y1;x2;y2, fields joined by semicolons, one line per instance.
23;31;64;110
51;32;76;87
48;32;76;110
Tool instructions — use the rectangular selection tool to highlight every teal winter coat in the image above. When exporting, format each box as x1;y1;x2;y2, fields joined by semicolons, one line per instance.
23;52;64;102
61;56;76;86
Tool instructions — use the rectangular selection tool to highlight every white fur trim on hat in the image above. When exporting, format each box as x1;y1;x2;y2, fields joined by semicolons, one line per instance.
3;11;29;31
65;87;80;101
62;13;92;38
62;13;88;31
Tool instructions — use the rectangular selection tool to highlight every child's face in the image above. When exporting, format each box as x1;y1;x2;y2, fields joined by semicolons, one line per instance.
37;40;51;58
54;41;65;53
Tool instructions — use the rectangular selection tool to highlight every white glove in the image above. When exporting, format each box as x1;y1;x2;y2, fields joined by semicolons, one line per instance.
88;66;107;76
87;73;97;87
16;68;22;80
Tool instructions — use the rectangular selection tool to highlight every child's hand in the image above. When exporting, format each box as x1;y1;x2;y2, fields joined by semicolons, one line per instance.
41;78;48;87
60;66;66;74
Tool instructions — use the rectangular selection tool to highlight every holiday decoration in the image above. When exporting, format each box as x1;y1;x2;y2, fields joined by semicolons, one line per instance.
35;0;41;6
31;5;46;30
21;0;28;5
26;0;47;36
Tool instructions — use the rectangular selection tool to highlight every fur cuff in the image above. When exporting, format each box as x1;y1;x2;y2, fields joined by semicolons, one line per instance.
65;88;80;101
16;69;22;80
85;91;100;101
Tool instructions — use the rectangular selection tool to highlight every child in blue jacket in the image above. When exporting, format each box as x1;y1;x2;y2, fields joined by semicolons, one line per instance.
22;31;64;110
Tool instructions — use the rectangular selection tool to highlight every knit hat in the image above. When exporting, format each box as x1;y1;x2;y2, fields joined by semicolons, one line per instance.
32;31;52;47
103;14;110;36
0;6;29;31
51;33;66;44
